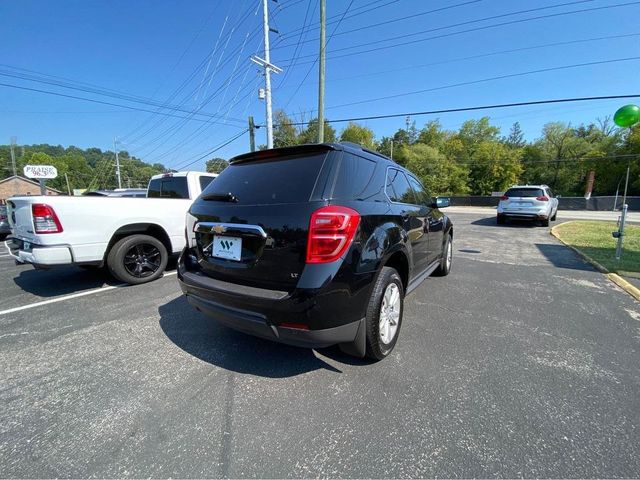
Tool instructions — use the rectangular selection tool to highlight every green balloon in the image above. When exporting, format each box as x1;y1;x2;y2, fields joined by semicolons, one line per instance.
614;104;640;127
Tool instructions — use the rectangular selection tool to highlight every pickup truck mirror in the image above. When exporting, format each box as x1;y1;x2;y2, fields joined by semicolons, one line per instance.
431;197;450;209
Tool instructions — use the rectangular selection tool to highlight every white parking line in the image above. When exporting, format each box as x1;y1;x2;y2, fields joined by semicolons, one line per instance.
0;271;178;316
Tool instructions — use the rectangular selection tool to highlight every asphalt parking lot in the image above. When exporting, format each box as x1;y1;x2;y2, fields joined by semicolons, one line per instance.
1;211;639;478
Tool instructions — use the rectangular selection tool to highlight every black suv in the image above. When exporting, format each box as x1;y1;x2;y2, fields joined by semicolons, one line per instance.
178;143;453;360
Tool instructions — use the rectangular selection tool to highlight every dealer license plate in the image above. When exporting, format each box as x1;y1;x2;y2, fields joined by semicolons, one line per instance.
211;235;242;261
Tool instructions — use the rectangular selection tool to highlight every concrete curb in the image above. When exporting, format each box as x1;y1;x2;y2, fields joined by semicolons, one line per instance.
606;273;640;302
550;223;640;302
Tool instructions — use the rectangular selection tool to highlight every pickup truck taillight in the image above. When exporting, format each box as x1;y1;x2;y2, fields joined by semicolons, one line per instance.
32;203;63;234
306;206;360;264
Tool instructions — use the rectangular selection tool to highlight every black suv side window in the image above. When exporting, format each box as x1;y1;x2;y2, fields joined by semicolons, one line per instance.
408;176;429;206
386;168;414;204
332;154;377;200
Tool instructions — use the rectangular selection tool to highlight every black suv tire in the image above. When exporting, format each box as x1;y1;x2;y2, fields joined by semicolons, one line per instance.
434;234;452;276
365;266;404;360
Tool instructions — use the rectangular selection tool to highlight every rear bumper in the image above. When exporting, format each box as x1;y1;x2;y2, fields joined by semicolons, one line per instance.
498;212;549;220
184;292;364;349
177;257;369;349
6;237;72;266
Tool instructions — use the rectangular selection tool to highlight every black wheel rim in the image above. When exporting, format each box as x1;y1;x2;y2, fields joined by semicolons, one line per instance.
123;243;161;278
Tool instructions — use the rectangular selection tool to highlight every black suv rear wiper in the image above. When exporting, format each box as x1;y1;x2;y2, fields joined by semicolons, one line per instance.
201;192;238;202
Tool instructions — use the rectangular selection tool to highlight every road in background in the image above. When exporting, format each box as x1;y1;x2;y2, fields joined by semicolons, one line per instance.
1;212;638;477
447;206;640;223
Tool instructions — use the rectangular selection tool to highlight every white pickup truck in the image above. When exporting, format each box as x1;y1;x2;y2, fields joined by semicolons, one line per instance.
6;171;216;284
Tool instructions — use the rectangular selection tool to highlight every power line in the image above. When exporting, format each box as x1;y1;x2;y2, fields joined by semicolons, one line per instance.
0;67;246;124
282;0;355;111
124;19;264;155
0;81;247;123
277;0;400;41
172;129;249;170
280;32;640;87
270;94;640;127
276;0;317;89
120;1;263;143
278;1;639;64
132;40;263;163
325;56;640;110
274;0;484;51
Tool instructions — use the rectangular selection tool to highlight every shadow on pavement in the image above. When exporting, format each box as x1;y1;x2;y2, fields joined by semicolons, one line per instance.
13;266;116;297
471;217;540;228
158;295;346;378
535;243;596;272
13;261;179;297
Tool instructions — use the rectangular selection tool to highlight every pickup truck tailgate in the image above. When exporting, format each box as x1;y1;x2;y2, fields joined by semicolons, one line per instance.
7;198;36;240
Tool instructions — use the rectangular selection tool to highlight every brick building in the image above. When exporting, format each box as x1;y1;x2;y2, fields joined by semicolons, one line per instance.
0;175;62;204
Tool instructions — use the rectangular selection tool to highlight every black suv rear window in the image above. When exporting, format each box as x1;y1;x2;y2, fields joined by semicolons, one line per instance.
505;188;544;198
147;176;190;199
203;153;327;205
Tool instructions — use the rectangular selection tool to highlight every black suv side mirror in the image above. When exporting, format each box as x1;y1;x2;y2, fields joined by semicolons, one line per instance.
431;197;450;209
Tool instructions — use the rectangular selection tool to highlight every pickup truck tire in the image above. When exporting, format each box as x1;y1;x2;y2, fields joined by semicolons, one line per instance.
365;266;404;360
107;234;168;285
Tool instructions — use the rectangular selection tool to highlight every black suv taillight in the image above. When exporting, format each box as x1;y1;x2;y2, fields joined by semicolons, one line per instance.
306;205;360;264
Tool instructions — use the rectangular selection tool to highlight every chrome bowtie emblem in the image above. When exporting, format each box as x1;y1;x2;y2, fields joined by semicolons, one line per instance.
211;225;227;234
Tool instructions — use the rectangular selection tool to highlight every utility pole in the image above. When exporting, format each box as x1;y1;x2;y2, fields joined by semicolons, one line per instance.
250;0;282;149
317;0;326;143
114;137;122;189
390;139;394;160
248;116;256;152
10;137;17;195
65;173;71;195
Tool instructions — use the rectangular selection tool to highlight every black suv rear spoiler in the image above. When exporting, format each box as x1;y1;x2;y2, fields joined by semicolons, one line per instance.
230;143;338;164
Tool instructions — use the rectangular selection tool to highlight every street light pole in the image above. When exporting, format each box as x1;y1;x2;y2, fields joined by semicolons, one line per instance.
615;158;631;260
612;104;640;262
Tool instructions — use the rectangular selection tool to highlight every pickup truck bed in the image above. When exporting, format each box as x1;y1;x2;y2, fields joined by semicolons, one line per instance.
6;171;216;284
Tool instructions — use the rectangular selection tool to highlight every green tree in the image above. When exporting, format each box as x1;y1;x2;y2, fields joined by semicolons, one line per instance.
206;157;228;174
273;110;298;148
457;117;501;160
416;120;448;149
298;118;336;144
339;122;375;149
468;141;523;195
376;136;394;158
505;122;525;148
399;143;470;196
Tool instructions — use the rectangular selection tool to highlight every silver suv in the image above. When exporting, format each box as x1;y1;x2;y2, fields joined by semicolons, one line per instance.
497;185;559;226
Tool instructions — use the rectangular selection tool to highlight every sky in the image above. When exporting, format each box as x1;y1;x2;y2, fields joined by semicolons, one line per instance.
1;0;640;171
